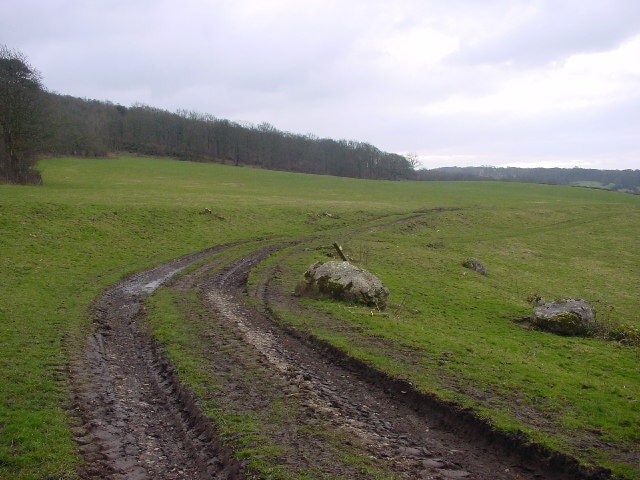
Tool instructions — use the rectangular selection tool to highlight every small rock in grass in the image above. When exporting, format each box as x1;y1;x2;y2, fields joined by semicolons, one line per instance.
462;257;487;276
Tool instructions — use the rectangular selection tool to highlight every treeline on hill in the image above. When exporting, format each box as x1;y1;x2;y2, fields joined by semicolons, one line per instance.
1;45;414;184
43;93;415;180
2;47;637;188
416;166;640;194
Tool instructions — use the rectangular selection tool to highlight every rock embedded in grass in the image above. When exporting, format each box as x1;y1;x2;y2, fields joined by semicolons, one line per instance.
295;260;389;309
462;257;487;276
531;297;595;336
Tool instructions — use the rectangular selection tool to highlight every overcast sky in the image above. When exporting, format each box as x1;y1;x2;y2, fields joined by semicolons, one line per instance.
3;0;640;169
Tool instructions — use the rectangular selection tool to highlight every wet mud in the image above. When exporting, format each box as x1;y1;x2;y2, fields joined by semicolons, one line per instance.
70;242;612;479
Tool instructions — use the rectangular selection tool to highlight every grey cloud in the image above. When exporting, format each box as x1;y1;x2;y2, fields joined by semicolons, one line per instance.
2;0;639;170
370;86;640;167
452;0;640;66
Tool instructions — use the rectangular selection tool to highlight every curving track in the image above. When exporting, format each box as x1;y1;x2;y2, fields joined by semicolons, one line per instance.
70;240;608;479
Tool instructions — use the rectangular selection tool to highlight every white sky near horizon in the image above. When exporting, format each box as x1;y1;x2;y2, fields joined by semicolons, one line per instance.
3;0;640;170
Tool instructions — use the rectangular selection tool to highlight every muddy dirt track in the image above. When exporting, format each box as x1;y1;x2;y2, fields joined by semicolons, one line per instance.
71;242;612;479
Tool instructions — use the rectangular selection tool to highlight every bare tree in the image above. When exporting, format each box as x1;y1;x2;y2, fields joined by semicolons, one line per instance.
0;46;45;184
405;153;420;170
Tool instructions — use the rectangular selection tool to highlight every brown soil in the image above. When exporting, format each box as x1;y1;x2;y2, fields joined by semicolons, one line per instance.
70;246;243;479
71;242;613;479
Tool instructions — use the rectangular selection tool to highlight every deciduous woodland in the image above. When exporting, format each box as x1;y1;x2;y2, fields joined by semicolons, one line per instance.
43;94;416;180
2;47;639;189
22;92;640;190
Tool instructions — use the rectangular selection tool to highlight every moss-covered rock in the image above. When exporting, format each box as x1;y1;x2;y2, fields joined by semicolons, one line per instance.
295;260;389;309
462;257;487;276
531;297;595;336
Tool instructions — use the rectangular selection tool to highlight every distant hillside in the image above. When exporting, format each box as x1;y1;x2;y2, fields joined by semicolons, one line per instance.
40;93;415;181
0;48;634;186
41;94;639;189
416;166;640;194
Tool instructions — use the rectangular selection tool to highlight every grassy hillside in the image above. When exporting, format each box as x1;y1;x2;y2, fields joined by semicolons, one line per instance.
1;156;638;479
259;187;639;478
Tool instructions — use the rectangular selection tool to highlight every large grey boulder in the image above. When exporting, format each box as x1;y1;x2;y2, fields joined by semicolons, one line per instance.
531;298;595;336
295;261;389;309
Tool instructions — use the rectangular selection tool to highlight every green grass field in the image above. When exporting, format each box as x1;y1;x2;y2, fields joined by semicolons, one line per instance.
1;156;638;479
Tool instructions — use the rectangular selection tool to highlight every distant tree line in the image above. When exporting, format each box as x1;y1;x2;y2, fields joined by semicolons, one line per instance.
2;47;637;190
1;47;415;184
416;166;640;194
43;95;415;180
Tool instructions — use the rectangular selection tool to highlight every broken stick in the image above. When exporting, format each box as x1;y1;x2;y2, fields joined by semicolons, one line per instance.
332;242;348;261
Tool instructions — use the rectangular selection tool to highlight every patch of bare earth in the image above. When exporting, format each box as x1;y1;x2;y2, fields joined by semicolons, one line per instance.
70;247;243;479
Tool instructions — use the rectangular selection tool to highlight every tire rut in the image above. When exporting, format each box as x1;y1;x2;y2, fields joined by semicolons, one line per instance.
198;244;610;480
71;238;611;479
71;246;243;479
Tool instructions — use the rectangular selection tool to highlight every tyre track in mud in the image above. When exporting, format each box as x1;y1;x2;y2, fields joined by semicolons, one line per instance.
196;244;608;480
71;246;244;479
71;229;610;478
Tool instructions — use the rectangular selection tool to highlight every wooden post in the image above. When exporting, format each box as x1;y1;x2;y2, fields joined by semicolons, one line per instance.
332;242;348;261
